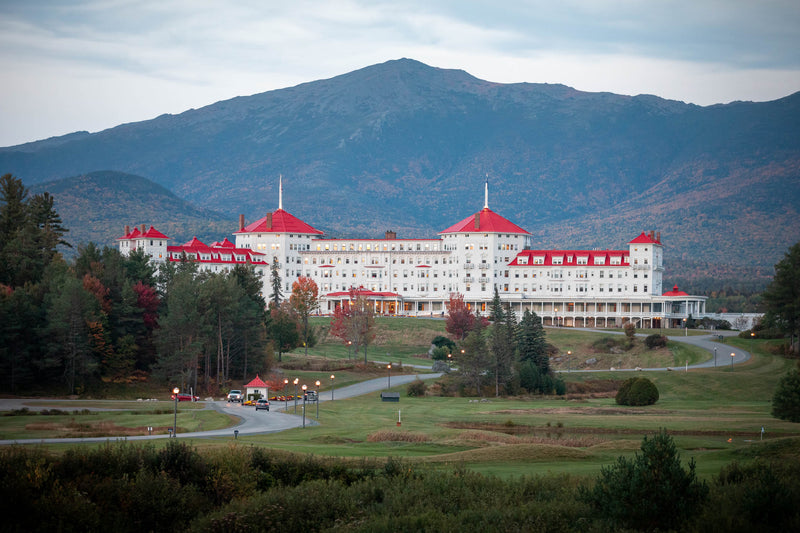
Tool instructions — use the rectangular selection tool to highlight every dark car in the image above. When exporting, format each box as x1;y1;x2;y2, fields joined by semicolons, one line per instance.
171;393;199;402
255;398;270;411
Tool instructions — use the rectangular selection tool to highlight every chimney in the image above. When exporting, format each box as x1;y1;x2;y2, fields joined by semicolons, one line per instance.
239;214;245;231
656;231;661;243
385;230;396;240
474;212;481;230
649;230;654;240
140;224;146;233
124;225;130;236
265;212;272;230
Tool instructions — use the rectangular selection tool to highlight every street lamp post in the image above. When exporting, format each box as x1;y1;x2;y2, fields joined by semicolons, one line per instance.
387;364;392;390
347;340;352;360
567;351;572;372
315;380;321;418
714;346;717;368
730;352;735;372
683;317;687;336
447;353;452;371
172;387;179;437
293;378;299;413
330;374;335;401
301;384;307;428
554;308;558;327
284;379;289;410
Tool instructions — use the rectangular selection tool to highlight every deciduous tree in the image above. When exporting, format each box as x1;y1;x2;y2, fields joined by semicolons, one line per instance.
445;292;475;340
290;276;319;356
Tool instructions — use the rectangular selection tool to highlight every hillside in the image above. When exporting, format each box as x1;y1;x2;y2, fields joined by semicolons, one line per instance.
3;58;799;286
30;171;235;251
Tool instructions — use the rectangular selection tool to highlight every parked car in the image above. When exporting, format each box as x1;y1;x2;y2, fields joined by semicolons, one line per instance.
255;398;270;411
227;389;243;403
171;393;199;402
304;390;318;402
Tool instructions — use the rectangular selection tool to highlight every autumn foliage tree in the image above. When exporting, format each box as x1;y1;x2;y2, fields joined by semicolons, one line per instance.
330;287;375;363
290;276;319;356
445;292;475;340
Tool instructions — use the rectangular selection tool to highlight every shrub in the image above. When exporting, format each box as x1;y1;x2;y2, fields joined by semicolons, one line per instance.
579;429;708;531
616;377;659;406
431;335;456;351
772;368;800;422
430;346;450;361
406;378;428;397
644;333;668;349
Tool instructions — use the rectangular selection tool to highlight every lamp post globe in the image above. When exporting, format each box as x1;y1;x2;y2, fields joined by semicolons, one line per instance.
172;387;180;437
315;380;321;418
301;384;308;428
293;378;299;413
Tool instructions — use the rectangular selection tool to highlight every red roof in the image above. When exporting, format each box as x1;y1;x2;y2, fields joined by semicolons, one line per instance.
629;232;662;245
211;238;236;248
118;226;169;240
510;249;629;267
244;374;268;388
236;209;323;235
439;207;530;235
143;226;169;239
663;284;689;297
167;237;266;265
117;227;141;240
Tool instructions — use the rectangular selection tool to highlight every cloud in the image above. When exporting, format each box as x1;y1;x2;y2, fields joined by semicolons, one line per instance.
0;0;798;146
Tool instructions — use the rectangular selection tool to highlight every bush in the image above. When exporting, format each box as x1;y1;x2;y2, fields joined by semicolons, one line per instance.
431;335;456;351
644;333;668;349
406;378;428;397
772;368;800;422
579;429;708;531
616;377;659;406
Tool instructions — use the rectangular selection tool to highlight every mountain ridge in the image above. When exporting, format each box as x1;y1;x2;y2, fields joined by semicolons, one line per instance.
3;58;799;286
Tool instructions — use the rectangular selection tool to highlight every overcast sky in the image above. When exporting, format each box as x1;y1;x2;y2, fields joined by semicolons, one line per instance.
1;0;798;147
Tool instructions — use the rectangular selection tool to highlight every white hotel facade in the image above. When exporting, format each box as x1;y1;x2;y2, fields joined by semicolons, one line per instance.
119;184;705;329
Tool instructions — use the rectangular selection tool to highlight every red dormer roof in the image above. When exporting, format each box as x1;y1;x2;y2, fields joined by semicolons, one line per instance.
211;238;236;248
629;231;662;245
236;209;323;235
439;207;530;235
244;374;268;388
182;237;211;251
510;249;630;267
663;284;689;297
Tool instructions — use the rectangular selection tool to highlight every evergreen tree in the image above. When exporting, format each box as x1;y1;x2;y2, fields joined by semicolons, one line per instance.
269;256;283;306
489;289;516;396
772;367;800;422
762;241;800;352
457;324;491;396
517;309;549;373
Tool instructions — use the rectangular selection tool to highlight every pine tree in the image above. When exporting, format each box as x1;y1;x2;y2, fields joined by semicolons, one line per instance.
518;309;549;373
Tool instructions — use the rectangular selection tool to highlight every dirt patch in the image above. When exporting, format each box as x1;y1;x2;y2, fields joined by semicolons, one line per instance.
453;429;603;448
418;443;590;463
25;419;167;437
367;430;431;443
491;407;673;416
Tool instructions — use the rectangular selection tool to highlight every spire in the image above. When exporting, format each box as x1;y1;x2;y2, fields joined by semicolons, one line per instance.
484;174;489;209
279;174;283;210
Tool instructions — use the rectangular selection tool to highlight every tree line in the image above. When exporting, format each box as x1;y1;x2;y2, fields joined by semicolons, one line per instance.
0;174;321;395
444;290;564;396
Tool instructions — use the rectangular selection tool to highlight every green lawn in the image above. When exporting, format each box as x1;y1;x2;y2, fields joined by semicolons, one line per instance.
3;322;797;480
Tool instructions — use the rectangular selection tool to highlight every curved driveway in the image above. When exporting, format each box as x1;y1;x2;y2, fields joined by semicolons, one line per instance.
1;331;750;444
0;373;440;445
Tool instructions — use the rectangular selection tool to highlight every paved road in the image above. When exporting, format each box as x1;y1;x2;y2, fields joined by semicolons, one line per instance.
0;330;750;444
0;372;441;445
553;328;748;373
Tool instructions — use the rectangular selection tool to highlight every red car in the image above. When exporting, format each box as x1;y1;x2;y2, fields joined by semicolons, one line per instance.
171;393;199;402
